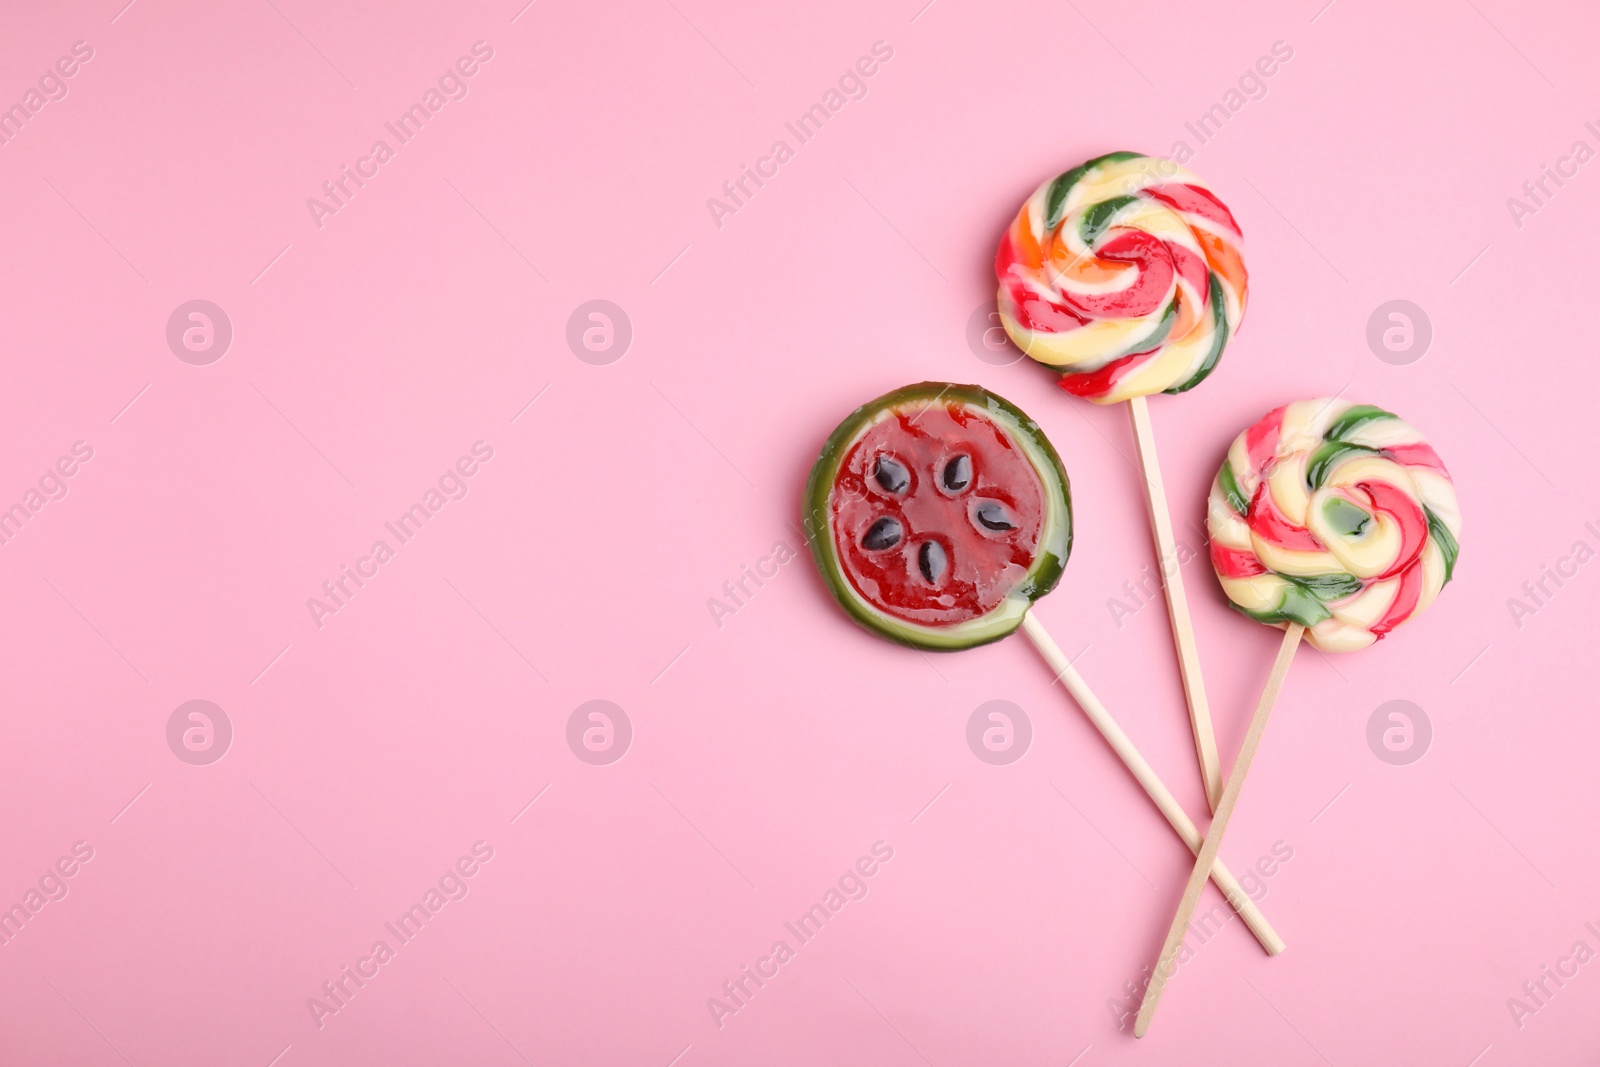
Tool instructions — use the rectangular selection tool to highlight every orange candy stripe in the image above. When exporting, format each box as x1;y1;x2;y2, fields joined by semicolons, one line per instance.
1008;208;1042;270
1199;230;1248;308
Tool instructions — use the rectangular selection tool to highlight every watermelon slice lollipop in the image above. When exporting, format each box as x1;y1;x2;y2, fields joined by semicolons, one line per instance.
803;381;1072;650
803;382;1285;956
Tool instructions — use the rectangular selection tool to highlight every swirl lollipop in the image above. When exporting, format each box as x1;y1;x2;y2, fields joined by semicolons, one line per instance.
995;150;1249;811
1134;398;1462;1035
804;382;1284;955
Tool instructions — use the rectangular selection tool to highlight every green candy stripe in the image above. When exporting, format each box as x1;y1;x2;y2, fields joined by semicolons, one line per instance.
1078;195;1139;246
1239;584;1329;628
1235;571;1362;629
1325;404;1397;443
1043;150;1145;230
1217;456;1248;515
1426;506;1460;585
1275;582;1333;627
1111;299;1176;362
1291;572;1364;599
1164;273;1229;395
1306;440;1378;490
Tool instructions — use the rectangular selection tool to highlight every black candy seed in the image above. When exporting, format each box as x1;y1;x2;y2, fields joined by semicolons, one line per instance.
942;455;972;492
873;455;910;494
918;541;947;584
862;517;903;551
975;502;1017;532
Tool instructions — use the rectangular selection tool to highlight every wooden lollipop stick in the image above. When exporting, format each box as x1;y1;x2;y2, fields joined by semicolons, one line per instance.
1133;623;1305;1037
1127;394;1223;813
1018;613;1285;957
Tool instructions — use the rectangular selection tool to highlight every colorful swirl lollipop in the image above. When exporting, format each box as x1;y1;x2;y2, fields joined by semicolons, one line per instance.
1134;399;1461;1036
804;382;1284;955
995;151;1247;404
1207;399;1461;652
994;151;1250;812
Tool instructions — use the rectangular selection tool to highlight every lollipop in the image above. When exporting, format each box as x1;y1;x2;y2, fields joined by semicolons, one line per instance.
1208;400;1460;651
804;382;1284;955
804;381;1072;650
1134;398;1462;1035
995;150;1249;812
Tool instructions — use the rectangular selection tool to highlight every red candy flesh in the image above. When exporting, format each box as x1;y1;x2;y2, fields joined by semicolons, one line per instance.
829;403;1046;627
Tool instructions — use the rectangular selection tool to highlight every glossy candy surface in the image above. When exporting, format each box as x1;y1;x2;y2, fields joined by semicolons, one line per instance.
1207;399;1461;652
995;151;1248;404
804;383;1072;650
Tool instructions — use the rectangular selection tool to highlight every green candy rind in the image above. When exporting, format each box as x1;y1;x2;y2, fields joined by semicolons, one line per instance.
802;383;1073;652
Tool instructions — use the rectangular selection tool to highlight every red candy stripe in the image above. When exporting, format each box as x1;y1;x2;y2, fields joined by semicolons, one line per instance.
1247;482;1326;552
1210;539;1267;578
1010;293;1090;334
1062;230;1172;319
1144;183;1243;235
1382;441;1449;475
1055;350;1144;398
1358;480;1429;579
1370;559;1424;638
1244;405;1286;474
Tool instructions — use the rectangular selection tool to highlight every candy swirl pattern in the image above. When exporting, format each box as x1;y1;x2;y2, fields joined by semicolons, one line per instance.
994;152;1248;404
1207;399;1462;653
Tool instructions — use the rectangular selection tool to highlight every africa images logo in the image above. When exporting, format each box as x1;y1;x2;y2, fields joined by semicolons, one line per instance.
705;41;894;230
0;40;95;148
704;841;894;1030
306;442;495;629
305;42;495;229
306;841;495;1029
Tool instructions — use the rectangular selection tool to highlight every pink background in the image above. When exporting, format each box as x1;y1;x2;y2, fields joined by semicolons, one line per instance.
1;0;1596;1063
